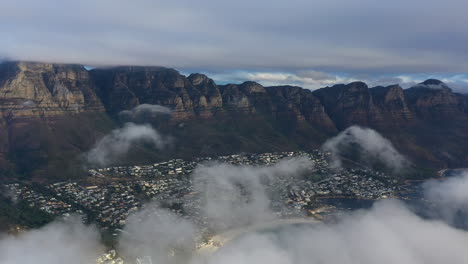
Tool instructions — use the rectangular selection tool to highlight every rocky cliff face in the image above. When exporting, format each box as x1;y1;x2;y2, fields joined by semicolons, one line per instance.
187;73;223;117
404;79;463;119
1;61;468;180
90;67;225;120
265;85;336;131
312;82;383;129
0;62;108;179
0;62;104;119
370;84;413;125
89;68;335;129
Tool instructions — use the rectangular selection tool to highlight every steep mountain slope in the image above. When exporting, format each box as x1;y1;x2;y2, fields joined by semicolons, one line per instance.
1;61;468;180
312;80;468;168
0;62;113;180
89;68;336;162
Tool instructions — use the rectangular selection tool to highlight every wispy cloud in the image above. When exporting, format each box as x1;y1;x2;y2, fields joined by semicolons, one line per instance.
192;156;313;231
86;122;170;167
119;104;172;122
322;126;409;172
86;104;172;167
0;216;102;264
118;204;197;264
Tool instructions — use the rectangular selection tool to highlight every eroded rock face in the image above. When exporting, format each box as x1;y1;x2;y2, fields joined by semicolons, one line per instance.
91;67;226;119
266;85;336;131
0;61;104;119
219;84;255;113
313;82;382;129
0;61;108;179
187;73;224;117
370;84;413;124
404;79;463;119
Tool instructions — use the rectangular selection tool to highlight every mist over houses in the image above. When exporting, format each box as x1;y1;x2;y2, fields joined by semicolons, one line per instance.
4;150;404;232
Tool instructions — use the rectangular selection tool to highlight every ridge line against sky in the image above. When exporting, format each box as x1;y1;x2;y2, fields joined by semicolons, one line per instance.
183;70;468;92
1;0;468;91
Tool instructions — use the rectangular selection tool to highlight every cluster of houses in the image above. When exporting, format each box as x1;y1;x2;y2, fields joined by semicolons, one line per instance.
90;159;197;179
48;182;141;228
272;168;400;213
3;151;403;231
5;183;75;216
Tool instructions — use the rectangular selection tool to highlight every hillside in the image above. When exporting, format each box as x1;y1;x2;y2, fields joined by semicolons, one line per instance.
1;61;467;180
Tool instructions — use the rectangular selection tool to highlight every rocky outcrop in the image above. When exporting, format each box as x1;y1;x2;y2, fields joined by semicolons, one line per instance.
312;82;382;129
0;62;108;179
370;84;413;124
265;85;336;131
187;73;223;117
91;66;192;119
0;61;104;119
90;67;227;120
218;82;267;114
404;79;463;119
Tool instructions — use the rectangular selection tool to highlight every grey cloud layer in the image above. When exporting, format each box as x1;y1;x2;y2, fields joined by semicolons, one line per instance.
1;0;468;73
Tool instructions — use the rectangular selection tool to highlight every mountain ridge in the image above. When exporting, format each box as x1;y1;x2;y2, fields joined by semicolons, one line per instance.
1;61;468;180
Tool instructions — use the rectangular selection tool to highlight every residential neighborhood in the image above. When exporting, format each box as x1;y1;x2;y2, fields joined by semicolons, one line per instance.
3;150;405;231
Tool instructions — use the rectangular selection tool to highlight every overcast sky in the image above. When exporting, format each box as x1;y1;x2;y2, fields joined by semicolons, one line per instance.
1;0;468;91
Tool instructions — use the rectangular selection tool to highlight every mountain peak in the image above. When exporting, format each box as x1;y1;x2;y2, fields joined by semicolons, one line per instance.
421;79;443;85
346;81;369;90
414;79;451;92
188;73;210;86
240;81;266;93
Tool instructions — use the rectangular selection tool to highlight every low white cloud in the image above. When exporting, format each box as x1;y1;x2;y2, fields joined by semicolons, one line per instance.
322;126;409;172
0;216;102;264
119;104;172;120
423;171;468;227
21;100;36;108
192;156;313;231
209;199;468;264
118;204;197;264
86;122;170;167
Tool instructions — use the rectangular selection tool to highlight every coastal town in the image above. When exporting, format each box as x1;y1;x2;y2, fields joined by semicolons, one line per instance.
3;150;405;231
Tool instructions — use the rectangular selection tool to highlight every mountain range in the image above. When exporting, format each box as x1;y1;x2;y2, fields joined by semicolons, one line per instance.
1;61;467;181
